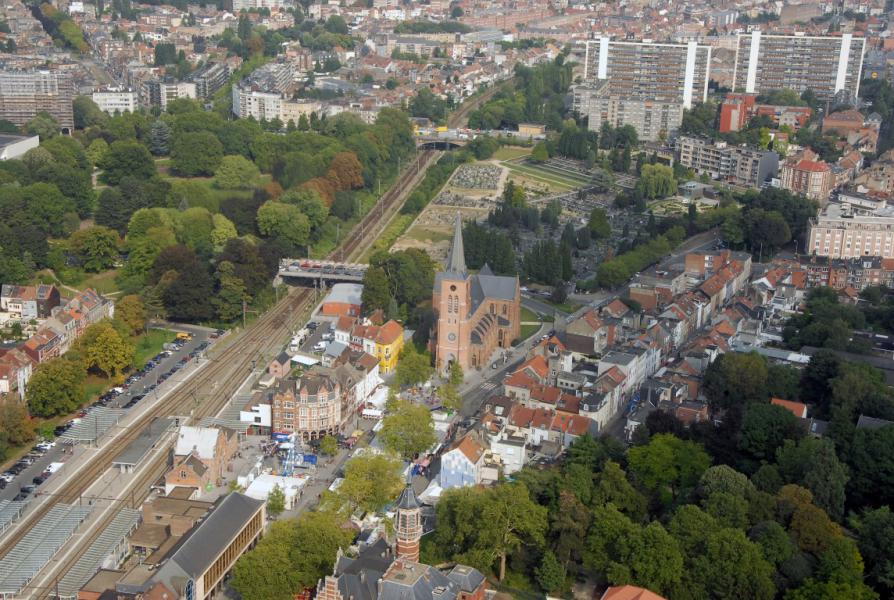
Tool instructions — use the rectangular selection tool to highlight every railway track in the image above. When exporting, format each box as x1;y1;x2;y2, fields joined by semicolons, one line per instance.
8;142;445;600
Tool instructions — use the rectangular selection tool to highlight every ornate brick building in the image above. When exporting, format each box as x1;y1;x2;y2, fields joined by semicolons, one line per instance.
433;215;520;375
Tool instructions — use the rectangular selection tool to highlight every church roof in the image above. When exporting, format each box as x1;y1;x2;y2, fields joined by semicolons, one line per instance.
444;213;467;276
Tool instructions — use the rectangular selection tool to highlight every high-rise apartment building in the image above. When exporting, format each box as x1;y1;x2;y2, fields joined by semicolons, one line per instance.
573;39;710;142
583;38;711;108
0;70;74;133
733;32;865;102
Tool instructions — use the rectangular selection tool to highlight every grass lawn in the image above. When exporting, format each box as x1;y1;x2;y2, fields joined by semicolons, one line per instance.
134;329;175;368
503;163;576;191
405;226;452;244
519;323;541;340
520;306;540;322
493;146;532;160
82;269;120;295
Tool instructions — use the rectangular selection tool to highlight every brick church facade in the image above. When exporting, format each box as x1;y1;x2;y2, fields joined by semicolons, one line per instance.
432;215;521;375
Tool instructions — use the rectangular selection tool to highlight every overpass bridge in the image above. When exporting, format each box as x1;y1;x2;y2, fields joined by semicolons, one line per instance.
415;128;546;148
278;259;369;284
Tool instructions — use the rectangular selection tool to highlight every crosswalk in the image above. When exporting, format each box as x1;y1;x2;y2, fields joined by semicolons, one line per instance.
479;382;498;391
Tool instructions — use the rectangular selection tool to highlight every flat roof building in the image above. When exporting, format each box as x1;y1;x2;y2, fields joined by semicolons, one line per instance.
733;32;865;102
0;70;74;132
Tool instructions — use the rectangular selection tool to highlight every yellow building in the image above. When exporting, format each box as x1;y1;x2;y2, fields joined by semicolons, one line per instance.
366;319;404;374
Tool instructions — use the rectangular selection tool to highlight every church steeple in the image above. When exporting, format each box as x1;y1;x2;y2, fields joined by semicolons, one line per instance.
445;213;467;276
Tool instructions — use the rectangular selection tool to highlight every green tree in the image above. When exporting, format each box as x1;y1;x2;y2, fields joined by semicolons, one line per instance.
395;346;433;387
27;358;86;417
26;111;59;139
380;399;437;460
536;550;566;594
100;141;156;184
693;529;776;600
215;154;260;189
115;295;146;335
636;164;676;199
448;361;464;387
171;131;224;176
80;321;135;378
333;453;404;514
478;483;548;581
266;484;286;518
319;434;338;457
73;96;107;129
854;506;894;594
784;579;879;600
588;207;611;238
531;142;549;162
739;402;803;461
702;352;768;415
68;225;119;272
231;510;354;600
256;201;311;248
149;120;171;156
628;434;711;504
0;399;36;449
776;437;849;521
86;138;109;167
213;261;248;322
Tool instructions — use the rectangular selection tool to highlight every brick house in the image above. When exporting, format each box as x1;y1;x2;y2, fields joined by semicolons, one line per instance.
166;426;239;495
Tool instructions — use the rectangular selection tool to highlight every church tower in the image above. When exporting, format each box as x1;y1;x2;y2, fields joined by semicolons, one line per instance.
395;484;422;563
435;213;471;374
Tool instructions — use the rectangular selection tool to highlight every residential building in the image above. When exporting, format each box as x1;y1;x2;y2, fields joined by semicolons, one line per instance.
677;136;778;188
772;397;808;419
572;83;686;143
272;372;342;441
0;134;39;160
780;156;834;202
1;284;60;320
432;215;520;374
582;38;711;109
440;435;486;489
809;202;894;259
733;33;866;102
0;70;74;132
231;61;294;119
0;348;32;399
229;0;288;11
92;88;138;114
189;62;231;99
344;318;405;374
573;38;710;142
719;94;812;133
142;79;197;111
601;585;667;600
823;109;871;136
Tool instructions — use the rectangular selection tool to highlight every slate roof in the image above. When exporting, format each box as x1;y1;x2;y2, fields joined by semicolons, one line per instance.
157;492;264;587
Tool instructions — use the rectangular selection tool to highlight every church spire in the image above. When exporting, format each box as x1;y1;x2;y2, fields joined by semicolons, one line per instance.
445;212;466;275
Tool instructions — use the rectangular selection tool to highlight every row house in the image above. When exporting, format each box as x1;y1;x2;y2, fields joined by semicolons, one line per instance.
0;348;32;399
337;316;404;374
597;343;662;397
0;284;60;320
797;255;894;292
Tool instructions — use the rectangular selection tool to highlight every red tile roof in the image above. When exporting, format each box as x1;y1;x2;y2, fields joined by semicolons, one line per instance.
771;398;808;419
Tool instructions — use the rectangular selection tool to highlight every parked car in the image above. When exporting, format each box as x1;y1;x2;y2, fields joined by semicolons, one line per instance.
0;472;14;483
313;341;327;352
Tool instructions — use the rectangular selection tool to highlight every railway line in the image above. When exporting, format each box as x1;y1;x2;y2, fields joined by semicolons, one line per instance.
3;89;504;599
5;146;441;600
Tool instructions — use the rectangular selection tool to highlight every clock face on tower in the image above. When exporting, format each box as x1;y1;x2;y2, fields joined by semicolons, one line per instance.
447;333;457;342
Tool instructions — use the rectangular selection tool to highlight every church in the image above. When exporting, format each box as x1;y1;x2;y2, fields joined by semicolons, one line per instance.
432;215;521;375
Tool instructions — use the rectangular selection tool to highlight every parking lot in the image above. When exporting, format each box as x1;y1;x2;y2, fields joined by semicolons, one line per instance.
104;329;216;410
0;326;221;505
